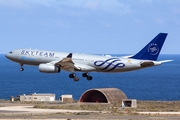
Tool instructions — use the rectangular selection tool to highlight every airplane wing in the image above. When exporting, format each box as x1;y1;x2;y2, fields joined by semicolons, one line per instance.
55;53;75;72
54;53;96;72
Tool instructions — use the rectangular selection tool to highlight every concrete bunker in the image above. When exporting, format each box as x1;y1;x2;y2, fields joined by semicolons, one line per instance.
79;88;127;103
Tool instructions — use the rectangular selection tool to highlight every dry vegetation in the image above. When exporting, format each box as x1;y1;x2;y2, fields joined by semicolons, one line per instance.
136;101;180;112
1;100;180;115
33;101;180;115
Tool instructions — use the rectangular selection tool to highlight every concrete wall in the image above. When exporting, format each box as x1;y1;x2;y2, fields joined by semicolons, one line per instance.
20;93;55;102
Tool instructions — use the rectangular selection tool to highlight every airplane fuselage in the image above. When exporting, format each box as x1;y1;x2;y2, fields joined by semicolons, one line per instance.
6;49;145;73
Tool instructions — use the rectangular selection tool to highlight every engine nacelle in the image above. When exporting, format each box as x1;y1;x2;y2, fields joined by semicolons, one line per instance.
39;64;60;73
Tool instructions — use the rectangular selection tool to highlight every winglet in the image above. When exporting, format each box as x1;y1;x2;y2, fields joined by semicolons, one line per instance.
130;33;168;61
67;53;72;58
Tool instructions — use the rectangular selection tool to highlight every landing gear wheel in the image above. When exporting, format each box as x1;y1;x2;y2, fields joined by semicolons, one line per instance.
87;76;92;80
73;77;79;81
69;74;75;78
82;73;93;80
82;73;88;77
69;73;79;81
19;64;24;71
20;68;24;71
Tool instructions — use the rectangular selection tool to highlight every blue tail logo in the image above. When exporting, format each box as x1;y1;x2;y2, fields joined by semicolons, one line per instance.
131;33;168;61
148;43;159;55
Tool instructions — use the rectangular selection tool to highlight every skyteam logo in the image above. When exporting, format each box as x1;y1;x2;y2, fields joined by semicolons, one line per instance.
94;58;125;71
148;43;159;55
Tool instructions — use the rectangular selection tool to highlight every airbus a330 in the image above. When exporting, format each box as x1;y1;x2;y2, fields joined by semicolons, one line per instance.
5;33;172;81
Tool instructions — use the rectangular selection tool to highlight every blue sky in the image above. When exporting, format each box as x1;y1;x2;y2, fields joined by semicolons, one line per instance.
1;0;180;54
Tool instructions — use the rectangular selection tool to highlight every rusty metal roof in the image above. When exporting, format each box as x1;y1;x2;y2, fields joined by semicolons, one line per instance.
79;88;127;103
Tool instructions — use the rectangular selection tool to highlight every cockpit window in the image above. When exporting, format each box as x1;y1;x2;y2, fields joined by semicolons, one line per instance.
9;51;12;54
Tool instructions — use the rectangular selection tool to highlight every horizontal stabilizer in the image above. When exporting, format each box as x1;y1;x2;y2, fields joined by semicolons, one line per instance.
140;59;173;67
159;60;173;63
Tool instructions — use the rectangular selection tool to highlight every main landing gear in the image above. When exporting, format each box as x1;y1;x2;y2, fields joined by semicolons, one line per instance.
69;72;93;81
69;73;79;82
82;73;93;80
19;64;24;71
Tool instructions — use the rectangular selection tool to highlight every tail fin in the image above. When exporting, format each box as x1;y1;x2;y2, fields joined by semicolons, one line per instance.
130;33;168;61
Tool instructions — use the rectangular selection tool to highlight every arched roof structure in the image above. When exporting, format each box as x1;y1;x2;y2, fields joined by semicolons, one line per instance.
79;88;127;103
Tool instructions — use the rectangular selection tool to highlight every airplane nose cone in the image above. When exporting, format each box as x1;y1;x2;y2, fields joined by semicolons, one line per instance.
5;54;10;59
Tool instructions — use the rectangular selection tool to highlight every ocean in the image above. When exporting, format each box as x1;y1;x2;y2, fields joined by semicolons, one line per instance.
0;54;180;101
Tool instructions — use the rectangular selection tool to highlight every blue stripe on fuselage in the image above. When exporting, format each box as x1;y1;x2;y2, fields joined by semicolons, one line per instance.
94;58;125;71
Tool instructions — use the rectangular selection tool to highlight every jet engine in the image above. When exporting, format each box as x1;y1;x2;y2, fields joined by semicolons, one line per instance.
39;63;60;73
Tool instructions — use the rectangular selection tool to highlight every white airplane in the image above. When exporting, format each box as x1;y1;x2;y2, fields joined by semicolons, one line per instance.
5;33;172;81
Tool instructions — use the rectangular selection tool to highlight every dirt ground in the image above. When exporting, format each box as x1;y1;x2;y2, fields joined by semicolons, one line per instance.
0;100;180;120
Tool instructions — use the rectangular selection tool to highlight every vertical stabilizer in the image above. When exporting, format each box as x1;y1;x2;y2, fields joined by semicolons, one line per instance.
130;33;168;61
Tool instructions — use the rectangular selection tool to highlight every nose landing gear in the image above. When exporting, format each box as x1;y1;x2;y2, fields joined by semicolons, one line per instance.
19;64;24;71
